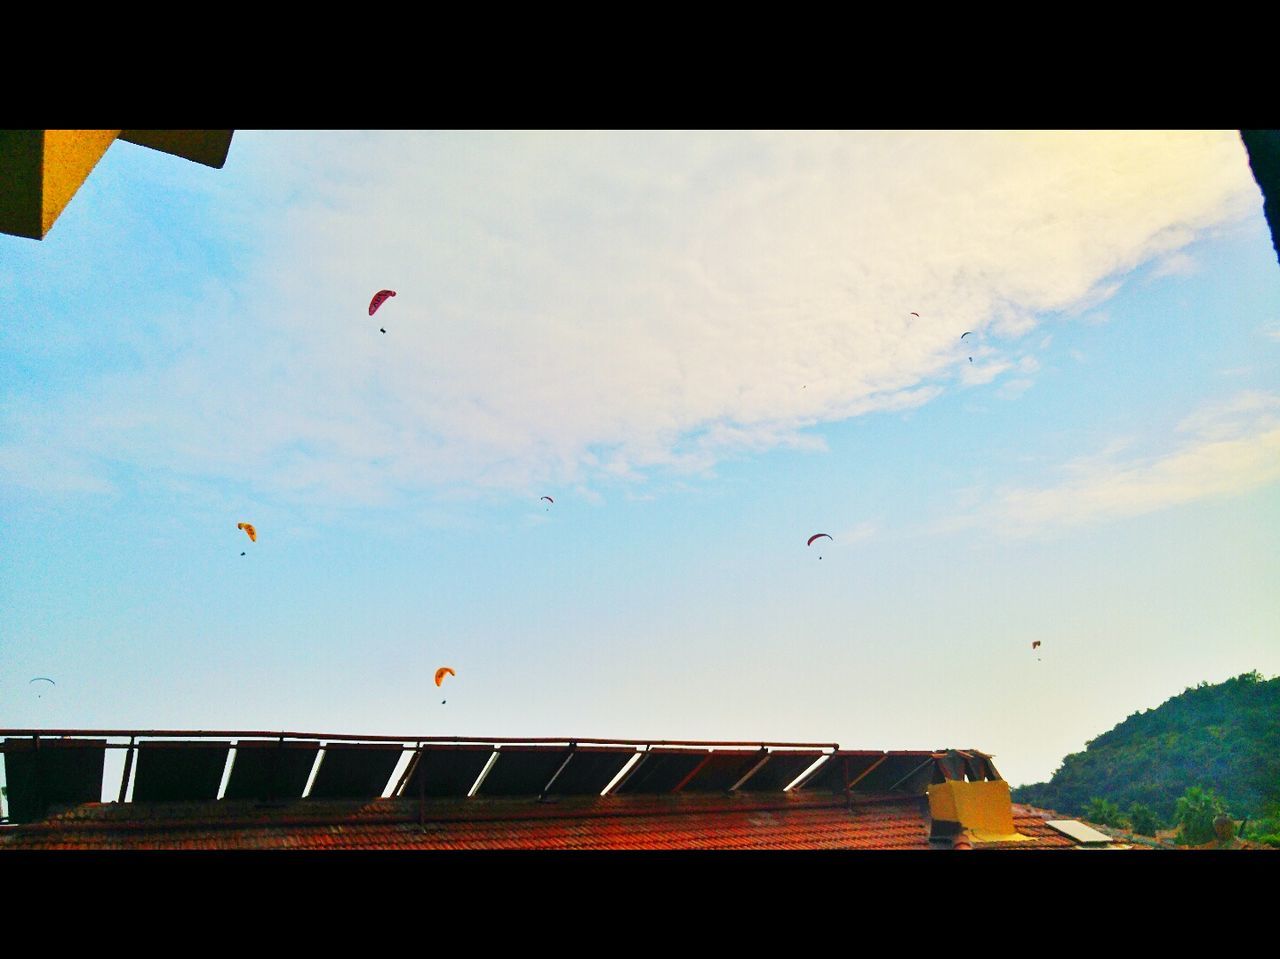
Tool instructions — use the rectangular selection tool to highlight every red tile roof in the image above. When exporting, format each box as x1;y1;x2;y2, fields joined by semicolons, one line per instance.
1;792;931;850
0;792;1124;851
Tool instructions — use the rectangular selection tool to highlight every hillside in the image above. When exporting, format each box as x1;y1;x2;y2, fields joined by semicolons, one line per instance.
1013;671;1280;822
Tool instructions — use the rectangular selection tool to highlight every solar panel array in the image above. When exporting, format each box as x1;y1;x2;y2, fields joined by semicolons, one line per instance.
0;733;1001;824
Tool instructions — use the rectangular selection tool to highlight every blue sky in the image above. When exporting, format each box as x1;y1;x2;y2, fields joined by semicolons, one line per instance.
2;131;1278;793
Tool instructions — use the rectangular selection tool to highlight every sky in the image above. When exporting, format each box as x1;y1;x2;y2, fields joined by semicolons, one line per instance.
2;130;1278;798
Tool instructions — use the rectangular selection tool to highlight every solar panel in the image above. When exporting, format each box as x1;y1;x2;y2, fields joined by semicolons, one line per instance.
222;740;320;801
475;747;571;796
860;753;936;793
1046;820;1113;845
1;738;106;823
678;750;764;793
132;742;230;803
614;750;710;794
794;752;884;792
544;748;637;796
736;751;825;792
307;743;405;800
399;745;495;798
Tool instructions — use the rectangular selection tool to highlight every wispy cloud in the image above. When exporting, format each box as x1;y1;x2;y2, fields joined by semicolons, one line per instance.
0;131;1258;506
1151;251;1199;278
988;392;1280;535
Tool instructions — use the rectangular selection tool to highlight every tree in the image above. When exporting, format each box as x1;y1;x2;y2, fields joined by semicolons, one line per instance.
1173;786;1227;845
1127;802;1160;836
1085;797;1127;828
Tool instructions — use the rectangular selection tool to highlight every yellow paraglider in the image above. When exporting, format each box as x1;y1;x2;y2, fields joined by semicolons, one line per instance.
237;522;257;543
434;667;456;687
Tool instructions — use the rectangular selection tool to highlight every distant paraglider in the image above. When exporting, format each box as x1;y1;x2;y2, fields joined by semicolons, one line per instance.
807;533;832;559
238;522;256;556
436;666;455;704
30;677;55;699
961;331;974;362
369;290;396;315
369;289;396;333
1032;640;1042;662
541;495;554;512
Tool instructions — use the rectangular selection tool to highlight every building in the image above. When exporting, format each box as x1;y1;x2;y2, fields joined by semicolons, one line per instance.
0;729;1135;851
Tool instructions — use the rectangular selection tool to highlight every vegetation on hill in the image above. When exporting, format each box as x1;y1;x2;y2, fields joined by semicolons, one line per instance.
1013;671;1280;834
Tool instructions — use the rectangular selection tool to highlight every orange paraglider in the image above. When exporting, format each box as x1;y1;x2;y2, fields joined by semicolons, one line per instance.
434;667;455;687
237;522;257;543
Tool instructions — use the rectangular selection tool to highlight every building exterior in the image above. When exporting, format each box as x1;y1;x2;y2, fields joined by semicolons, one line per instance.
0;730;1137;850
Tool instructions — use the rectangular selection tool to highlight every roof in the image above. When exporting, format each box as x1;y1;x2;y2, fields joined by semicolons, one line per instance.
0;732;1130;850
0;793;930;851
0;792;1135;852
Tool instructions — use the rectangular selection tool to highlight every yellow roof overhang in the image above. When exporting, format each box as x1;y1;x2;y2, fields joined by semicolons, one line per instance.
0;129;233;240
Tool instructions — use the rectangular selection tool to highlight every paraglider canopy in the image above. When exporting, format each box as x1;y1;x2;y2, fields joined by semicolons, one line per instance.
237;522;257;543
541;496;554;504
30;677;55;699
807;533;832;547
369;289;396;316
434;667;456;687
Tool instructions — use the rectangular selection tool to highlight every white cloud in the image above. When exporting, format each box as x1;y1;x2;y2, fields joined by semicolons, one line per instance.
961;359;1013;386
1151;251;1199;278
997;378;1035;400
833;520;878;544
2;131;1260;505
990;392;1280;535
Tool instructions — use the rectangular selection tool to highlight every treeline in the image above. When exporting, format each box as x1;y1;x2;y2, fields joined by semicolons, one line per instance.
1013;671;1280;837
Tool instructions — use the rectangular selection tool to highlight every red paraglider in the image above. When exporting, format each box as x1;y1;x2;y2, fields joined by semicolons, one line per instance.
369;290;396;316
807;533;832;559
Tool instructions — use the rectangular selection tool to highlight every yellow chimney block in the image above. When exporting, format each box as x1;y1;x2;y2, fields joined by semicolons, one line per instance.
0;130;118;239
928;779;1032;842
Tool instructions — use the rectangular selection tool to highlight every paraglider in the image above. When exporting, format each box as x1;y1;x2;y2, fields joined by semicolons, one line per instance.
910;312;920;317
961;331;974;362
541;495;554;512
1032;640;1042;662
30;677;55;699
369;289;396;333
435;667;455;687
369;290;396;315
541;496;554;504
238;522;256;556
807;533;832;559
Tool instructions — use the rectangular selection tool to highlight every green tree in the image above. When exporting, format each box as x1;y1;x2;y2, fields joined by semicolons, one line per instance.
1173;786;1227;845
1085;797;1127;827
1127;802;1160;836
